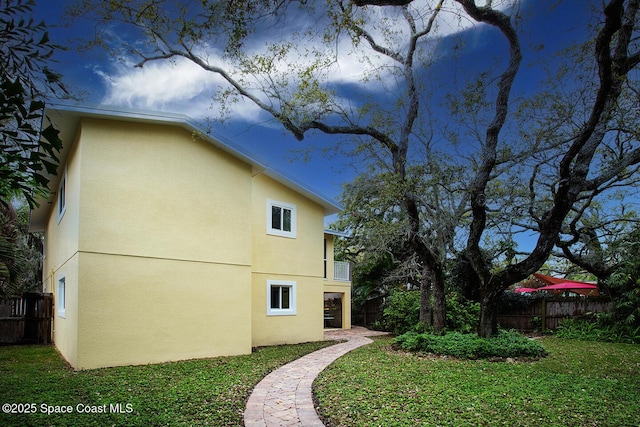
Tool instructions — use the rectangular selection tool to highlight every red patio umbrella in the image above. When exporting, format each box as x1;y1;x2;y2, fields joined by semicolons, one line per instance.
537;282;599;296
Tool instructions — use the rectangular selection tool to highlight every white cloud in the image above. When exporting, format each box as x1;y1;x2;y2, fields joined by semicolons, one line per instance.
96;1;517;122
97;55;267;121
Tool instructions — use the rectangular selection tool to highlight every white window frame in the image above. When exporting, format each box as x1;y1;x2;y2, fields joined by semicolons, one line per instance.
324;238;328;279
57;275;66;318
267;200;297;238
57;167;67;223
267;280;297;316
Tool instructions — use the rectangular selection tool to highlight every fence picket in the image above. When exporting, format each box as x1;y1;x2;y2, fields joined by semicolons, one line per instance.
498;297;612;331
0;293;53;344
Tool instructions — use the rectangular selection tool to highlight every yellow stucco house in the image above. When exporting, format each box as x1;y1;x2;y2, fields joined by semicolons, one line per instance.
29;105;352;370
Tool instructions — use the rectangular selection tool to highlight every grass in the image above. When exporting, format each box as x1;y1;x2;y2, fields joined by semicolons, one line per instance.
0;341;332;427
2;336;638;427
314;336;640;427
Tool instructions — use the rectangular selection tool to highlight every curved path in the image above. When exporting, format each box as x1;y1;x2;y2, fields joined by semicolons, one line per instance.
244;327;388;427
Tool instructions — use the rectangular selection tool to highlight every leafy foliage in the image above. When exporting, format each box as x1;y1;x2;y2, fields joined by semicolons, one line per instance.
445;292;479;333
498;289;547;312
555;225;640;344
605;226;640;329
556;315;640;344
0;0;65;207
381;290;481;335
0;201;42;297
395;330;547;359
381;289;420;335
348;252;397;309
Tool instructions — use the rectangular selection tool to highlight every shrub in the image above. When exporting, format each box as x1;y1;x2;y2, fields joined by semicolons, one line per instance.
556;316;640;344
476;330;547;358
382;290;482;335
395;330;547;359
498;290;546;312
446;292;479;333
382;290;420;335
370;320;384;331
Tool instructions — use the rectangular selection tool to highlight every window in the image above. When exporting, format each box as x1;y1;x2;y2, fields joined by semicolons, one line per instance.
57;276;66;318
57;168;66;223
267;280;296;316
324;238;328;279
267;200;296;238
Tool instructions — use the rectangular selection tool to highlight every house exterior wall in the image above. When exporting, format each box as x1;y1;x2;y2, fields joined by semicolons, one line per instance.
250;173;325;347
77;119;253;266
44;118;254;369
42;130;82;367
323;234;352;329
36;108;345;370
75;253;251;369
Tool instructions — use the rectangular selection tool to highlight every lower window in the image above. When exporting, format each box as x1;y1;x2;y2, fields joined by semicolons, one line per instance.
57;276;66;318
267;280;297;316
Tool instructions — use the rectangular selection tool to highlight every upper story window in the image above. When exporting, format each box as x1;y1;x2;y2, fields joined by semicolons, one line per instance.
57;168;67;223
267;200;296;238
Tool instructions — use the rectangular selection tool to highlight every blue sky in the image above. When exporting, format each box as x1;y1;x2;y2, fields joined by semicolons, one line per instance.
30;0;591;223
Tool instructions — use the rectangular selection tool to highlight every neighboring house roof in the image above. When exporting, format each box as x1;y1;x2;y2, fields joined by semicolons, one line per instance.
30;104;343;230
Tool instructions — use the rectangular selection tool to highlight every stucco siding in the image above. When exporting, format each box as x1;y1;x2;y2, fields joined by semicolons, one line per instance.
251;173;325;277
49;254;79;368
76;118;253;267
45;118;257;369
75;252;252;370
251;274;324;347
42;128;82;367
250;174;326;346
43;127;81;290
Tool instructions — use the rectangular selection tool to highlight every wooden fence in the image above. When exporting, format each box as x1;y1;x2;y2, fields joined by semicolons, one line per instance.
353;297;384;328
0;293;53;344
498;297;613;331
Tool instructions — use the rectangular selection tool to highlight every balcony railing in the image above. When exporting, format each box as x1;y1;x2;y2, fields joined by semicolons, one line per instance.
334;261;351;282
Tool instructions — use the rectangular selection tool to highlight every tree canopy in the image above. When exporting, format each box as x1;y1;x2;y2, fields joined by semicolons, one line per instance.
1;0;65;208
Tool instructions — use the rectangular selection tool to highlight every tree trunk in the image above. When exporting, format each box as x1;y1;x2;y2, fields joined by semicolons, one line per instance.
419;271;432;327
477;290;499;338
432;269;446;333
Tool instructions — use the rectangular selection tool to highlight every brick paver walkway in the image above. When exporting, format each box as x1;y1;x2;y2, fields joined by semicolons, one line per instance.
244;327;388;427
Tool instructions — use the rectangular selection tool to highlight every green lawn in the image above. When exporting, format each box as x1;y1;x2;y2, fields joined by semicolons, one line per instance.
2;337;638;427
314;336;640;427
0;341;332;427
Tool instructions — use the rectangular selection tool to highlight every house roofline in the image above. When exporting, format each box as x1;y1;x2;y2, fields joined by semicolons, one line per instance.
324;229;350;238
29;104;343;231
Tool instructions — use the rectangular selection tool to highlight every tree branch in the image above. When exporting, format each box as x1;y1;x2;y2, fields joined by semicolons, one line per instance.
456;0;522;287
353;0;414;5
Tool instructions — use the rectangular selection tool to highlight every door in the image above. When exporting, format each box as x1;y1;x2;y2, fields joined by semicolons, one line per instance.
323;293;343;329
